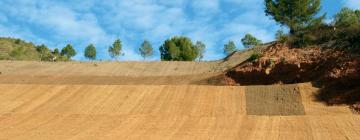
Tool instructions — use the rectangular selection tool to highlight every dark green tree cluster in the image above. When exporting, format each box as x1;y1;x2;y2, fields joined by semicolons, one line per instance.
159;36;199;61
333;8;360;27
241;34;262;49
61;44;76;59
35;44;76;61
265;0;359;50
264;0;323;34
333;9;360;51
85;44;97;60
36;44;52;61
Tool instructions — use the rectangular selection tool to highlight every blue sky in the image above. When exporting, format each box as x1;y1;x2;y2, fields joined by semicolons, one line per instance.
0;0;359;61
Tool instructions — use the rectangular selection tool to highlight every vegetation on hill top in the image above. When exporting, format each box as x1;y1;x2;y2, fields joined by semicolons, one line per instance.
0;38;71;61
264;0;359;52
265;0;323;34
0;38;39;61
159;36;199;61
241;34;262;49
108;39;123;61
85;44;97;60
1;0;359;62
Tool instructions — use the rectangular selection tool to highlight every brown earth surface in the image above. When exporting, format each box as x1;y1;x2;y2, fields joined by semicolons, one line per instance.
221;43;360;110
0;84;359;140
0;50;250;85
0;46;359;139
245;85;305;115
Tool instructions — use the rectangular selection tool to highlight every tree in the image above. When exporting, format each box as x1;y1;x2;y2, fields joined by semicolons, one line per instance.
36;44;52;61
275;29;287;43
195;41;206;61
61;44;76;59
159;36;198;61
264;0;322;34
334;7;360;27
224;41;237;55
36;44;50;54
241;34;262;49
52;48;60;56
139;40;153;60
108;39;122;60
84;44;96;60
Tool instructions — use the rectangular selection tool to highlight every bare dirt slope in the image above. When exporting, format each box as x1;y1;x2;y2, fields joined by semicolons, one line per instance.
0;46;359;139
0;84;358;140
0;50;252;85
0;50;253;76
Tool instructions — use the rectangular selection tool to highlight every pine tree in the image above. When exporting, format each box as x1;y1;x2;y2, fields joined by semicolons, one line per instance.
224;41;237;55
241;34;262;49
61;44;76;59
84;44;96;60
264;0;322;34
108;39;122;60
159;36;198;61
139;40;153;60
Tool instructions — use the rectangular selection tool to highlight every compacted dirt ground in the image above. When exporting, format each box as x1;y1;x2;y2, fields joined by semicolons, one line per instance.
0;48;359;140
0;84;358;140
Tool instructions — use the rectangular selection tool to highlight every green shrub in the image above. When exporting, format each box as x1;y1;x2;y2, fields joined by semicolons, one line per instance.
288;33;316;47
336;25;360;52
249;52;262;62
14;39;21;44
159;36;198;61
9;46;25;59
334;7;360;27
241;34;262;48
276;30;288;43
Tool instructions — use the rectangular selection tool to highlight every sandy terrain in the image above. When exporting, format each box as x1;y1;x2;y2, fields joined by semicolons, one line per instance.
0;48;359;139
0;51;251;85
0;49;252;77
0;84;358;140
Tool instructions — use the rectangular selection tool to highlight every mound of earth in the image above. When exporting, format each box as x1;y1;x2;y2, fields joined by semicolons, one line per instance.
220;43;360;110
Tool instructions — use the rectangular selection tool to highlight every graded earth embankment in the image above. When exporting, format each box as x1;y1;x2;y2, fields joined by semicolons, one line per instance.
0;84;358;140
0;46;359;139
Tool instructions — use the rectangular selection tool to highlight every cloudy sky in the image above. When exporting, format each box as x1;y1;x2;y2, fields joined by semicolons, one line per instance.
0;0;359;61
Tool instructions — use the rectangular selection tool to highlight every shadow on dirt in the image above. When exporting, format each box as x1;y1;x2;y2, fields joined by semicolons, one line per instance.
315;76;360;105
213;46;360;111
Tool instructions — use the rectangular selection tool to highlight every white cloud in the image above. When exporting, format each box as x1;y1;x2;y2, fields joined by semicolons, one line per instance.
0;0;280;61
17;2;110;45
192;0;220;15
0;0;115;58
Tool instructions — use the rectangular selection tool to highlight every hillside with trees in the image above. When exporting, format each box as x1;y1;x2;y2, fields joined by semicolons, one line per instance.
0;0;360;139
0;38;72;61
219;0;360;111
